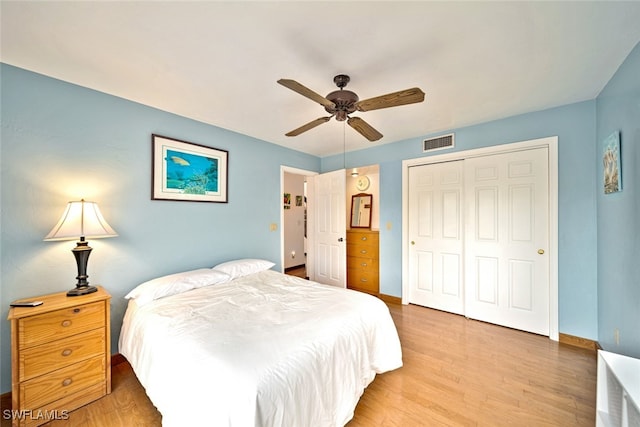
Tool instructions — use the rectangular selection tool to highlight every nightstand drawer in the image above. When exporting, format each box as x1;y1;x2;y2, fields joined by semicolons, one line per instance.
20;355;105;410
18;301;105;348
20;328;106;382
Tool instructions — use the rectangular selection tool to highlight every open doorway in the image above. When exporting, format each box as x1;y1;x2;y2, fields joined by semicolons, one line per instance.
281;166;316;278
280;164;380;286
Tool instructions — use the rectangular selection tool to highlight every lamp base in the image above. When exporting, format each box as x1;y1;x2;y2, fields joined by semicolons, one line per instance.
67;285;98;297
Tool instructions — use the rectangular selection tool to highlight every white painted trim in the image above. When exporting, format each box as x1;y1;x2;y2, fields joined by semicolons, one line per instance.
401;136;559;341
280;165;317;274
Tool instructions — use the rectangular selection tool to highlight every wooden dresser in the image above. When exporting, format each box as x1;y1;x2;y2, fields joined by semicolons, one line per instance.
347;229;379;294
7;287;111;427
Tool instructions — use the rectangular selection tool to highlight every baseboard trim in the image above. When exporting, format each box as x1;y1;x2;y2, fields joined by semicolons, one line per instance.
559;333;600;351
378;293;402;305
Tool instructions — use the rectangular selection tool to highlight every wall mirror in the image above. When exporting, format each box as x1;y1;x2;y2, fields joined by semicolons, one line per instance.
351;193;373;229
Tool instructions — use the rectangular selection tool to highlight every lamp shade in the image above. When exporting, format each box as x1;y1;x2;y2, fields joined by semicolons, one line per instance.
44;199;117;241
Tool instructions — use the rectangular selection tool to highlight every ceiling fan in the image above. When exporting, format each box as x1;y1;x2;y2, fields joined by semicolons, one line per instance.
277;74;425;142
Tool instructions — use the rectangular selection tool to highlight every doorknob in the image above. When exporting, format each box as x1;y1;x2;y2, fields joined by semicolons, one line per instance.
338;237;344;242
411;241;416;245
538;249;545;255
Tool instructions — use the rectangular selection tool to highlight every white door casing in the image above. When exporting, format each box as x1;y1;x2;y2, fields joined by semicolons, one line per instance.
408;160;465;314
307;169;346;287
402;136;559;340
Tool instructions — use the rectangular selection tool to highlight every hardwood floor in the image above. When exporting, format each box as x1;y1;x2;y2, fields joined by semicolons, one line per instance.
284;264;307;278
349;304;597;426
1;303;596;426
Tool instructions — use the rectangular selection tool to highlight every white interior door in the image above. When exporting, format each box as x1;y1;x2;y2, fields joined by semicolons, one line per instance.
307;169;346;288
408;161;464;314
464;147;549;335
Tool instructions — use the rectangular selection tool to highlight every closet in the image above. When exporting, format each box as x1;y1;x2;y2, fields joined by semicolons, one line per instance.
407;141;553;336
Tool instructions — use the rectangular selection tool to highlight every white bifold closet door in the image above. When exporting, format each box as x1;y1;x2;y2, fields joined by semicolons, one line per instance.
408;160;465;315
408;147;550;335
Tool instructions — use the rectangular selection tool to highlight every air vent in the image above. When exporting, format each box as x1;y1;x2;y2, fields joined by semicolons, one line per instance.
423;133;454;152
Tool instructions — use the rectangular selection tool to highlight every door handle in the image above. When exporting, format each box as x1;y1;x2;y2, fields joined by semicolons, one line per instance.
411;241;416;245
538;249;545;255
338;237;344;242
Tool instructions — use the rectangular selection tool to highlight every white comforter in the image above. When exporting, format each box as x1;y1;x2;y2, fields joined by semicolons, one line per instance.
119;270;402;426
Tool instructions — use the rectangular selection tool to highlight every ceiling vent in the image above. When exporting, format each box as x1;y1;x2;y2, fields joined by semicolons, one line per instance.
423;133;454;152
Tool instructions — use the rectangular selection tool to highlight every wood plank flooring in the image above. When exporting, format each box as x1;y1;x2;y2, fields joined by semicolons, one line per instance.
1;303;596;426
348;304;596;426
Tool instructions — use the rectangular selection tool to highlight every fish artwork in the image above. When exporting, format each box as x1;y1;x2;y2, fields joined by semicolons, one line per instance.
170;156;190;166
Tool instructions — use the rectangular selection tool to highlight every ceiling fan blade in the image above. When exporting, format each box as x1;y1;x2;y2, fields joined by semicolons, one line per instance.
347;117;383;142
355;87;425;112
278;79;336;109
285;116;332;137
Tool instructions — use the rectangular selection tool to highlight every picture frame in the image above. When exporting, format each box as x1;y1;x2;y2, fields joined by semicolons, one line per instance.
152;134;228;203
603;131;621;194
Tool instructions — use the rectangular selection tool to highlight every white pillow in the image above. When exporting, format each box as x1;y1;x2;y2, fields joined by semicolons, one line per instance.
212;258;275;280
125;268;231;306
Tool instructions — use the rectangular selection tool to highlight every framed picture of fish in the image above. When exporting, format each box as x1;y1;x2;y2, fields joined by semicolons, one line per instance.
152;134;228;203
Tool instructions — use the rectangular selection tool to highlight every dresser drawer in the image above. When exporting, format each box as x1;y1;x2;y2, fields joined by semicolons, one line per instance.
347;256;379;272
20;355;105;410
20;328;106;382
347;269;379;293
18;301;105;348
347;230;379;246
348;246;377;257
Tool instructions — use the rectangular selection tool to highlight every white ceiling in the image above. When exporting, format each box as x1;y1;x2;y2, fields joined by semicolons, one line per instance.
2;1;640;157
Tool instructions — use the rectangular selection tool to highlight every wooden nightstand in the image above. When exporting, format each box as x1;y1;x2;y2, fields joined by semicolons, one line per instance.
7;287;111;427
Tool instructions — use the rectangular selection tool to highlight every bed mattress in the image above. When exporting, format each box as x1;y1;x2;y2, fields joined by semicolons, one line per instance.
119;269;402;426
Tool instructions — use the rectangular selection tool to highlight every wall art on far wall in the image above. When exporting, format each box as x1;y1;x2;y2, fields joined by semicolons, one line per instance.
603;131;621;194
152;134;228;203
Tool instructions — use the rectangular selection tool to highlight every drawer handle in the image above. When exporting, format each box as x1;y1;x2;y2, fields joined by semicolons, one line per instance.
360;278;368;282
361;236;367;241
62;378;73;387
361;262;368;267
73;308;81;314
360;250;367;254
61;320;72;327
61;349;72;357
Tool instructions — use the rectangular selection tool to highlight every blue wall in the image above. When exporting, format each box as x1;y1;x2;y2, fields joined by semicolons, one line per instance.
0;64;320;392
2;41;639;394
596;42;640;358
323;101;599;342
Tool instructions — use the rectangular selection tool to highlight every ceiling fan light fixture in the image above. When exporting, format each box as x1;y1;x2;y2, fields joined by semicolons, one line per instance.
278;74;425;141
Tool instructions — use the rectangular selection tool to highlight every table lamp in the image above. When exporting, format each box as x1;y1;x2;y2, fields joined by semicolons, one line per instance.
44;199;117;296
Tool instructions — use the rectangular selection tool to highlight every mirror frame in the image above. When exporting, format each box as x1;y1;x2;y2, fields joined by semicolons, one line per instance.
350;193;373;229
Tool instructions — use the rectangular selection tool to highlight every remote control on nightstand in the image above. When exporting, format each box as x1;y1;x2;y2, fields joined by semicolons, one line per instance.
10;300;43;307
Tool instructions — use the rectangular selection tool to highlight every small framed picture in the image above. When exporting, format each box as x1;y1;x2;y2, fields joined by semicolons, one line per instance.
152;134;228;203
603;131;621;194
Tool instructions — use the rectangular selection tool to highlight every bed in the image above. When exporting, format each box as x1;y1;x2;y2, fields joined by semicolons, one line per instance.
119;259;403;426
